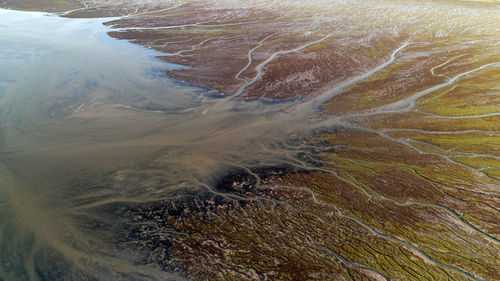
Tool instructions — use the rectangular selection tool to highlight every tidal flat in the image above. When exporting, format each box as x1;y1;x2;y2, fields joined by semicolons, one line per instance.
0;1;499;280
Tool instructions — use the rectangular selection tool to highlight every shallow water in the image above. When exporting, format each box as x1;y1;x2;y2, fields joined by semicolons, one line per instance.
0;8;341;281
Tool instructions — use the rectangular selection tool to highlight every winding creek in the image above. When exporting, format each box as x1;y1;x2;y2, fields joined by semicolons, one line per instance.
0;8;346;280
0;7;497;281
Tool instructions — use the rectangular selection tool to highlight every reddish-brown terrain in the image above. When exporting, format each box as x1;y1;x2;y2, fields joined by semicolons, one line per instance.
2;0;499;280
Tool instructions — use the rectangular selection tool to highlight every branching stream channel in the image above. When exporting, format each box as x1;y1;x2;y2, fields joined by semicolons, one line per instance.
0;7;498;281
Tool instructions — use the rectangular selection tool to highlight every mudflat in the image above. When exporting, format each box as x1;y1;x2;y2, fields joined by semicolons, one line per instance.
0;1;499;280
